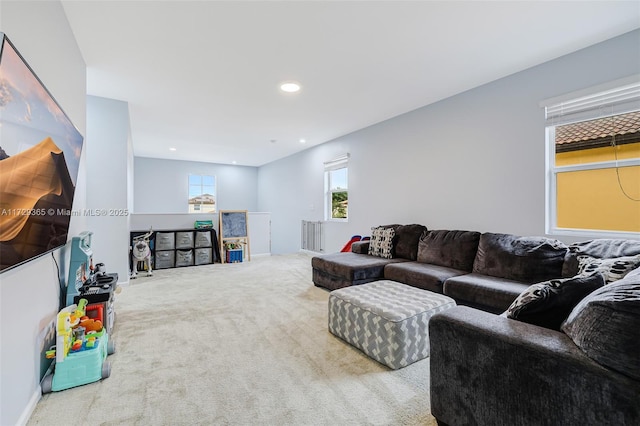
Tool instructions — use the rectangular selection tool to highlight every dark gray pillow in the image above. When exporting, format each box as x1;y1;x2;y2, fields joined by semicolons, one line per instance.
392;224;427;260
505;273;605;330
473;233;568;283
417;230;480;271
562;239;640;277
351;240;369;254
561;277;640;381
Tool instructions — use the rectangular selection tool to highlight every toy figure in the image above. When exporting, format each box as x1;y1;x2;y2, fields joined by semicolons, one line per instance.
79;318;103;333
131;229;154;278
57;311;72;359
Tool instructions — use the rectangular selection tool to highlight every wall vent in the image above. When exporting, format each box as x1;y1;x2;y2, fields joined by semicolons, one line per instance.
301;220;324;252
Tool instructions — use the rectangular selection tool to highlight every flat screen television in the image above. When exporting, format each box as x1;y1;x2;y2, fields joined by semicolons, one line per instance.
0;32;84;273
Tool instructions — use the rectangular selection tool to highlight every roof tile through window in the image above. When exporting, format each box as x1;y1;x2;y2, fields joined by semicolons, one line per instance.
556;110;640;146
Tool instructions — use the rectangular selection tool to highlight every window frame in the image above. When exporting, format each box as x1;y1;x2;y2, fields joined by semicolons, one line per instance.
324;154;349;222
188;173;217;214
543;77;640;239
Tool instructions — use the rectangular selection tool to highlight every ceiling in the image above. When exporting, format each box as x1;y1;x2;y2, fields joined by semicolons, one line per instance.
61;1;640;167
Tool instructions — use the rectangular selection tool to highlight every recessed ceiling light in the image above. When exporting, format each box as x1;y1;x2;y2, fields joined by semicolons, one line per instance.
232;160;237;165
299;139;306;144
169;147;177;151
280;81;301;93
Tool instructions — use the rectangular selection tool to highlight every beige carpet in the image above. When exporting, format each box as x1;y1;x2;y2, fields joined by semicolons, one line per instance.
28;253;437;425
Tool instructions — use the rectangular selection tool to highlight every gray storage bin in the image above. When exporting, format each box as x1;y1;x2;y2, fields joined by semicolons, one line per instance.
175;249;194;267
155;232;175;251
195;231;212;248
194;248;212;265
175;231;194;249
155;250;175;269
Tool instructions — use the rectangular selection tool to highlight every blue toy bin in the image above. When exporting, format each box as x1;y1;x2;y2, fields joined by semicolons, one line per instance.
226;248;243;263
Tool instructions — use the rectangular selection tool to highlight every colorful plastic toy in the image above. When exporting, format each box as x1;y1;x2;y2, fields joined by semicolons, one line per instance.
41;299;115;393
340;235;363;253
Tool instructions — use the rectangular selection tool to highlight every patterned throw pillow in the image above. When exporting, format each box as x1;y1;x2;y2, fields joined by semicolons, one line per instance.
367;227;395;259
577;254;640;284
505;272;605;330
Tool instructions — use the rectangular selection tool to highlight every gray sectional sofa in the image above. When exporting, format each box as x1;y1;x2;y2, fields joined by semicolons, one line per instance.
312;225;570;313
430;260;640;425
312;226;640;425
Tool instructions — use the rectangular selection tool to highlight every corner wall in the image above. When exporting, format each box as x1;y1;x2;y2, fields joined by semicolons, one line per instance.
87;96;132;283
258;29;640;254
0;2;87;425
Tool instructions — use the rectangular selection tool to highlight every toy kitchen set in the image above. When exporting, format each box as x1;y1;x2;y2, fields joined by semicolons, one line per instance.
66;231;117;334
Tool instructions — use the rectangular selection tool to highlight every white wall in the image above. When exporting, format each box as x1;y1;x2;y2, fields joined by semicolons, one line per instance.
258;29;640;255
0;2;87;425
134;157;259;213
132;158;261;263
86;95;131;284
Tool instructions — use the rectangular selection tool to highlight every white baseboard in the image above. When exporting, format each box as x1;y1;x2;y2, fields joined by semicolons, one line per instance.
17;387;41;426
299;249;323;255
251;253;271;258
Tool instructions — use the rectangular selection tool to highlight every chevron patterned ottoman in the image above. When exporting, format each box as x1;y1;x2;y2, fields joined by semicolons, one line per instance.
328;280;456;369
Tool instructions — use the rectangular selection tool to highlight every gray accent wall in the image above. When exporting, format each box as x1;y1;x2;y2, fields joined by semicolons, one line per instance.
134;157;259;213
258;29;640;255
0;2;87;425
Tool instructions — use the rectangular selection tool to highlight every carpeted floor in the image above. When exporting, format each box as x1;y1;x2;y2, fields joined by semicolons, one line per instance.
28;253;437;425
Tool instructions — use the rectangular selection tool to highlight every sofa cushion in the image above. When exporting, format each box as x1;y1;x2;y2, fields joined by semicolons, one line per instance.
577;254;640;284
472;233;568;283
350;240;370;254
417;230;480;271
368;227;396;259
393;224;428;260
562;238;640;277
443;273;531;313
384;262;467;293
505;272;605;330
312;252;408;282
561;276;640;381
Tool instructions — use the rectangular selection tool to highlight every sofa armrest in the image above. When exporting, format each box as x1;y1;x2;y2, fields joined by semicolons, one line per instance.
351;241;370;254
429;306;640;426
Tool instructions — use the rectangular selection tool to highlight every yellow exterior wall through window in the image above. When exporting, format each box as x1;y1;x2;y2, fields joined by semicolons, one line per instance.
556;142;640;232
556;142;640;166
556;170;640;232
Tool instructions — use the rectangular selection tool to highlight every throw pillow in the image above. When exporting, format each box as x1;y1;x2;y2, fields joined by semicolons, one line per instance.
472;233;568;283
417;230;481;271
561;277;640;381
577;254;640;284
393;224;428;260
505;272;605;330
562;239;640;277
625;265;640;280
367;227;395;259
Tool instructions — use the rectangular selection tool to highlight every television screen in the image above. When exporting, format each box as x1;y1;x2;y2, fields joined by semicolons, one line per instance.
0;33;84;272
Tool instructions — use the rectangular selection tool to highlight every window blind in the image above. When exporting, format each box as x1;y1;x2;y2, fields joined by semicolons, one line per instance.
544;79;640;126
324;153;349;171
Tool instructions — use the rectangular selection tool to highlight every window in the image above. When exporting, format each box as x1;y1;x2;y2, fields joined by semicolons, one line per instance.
544;78;640;237
324;154;349;221
188;174;216;213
